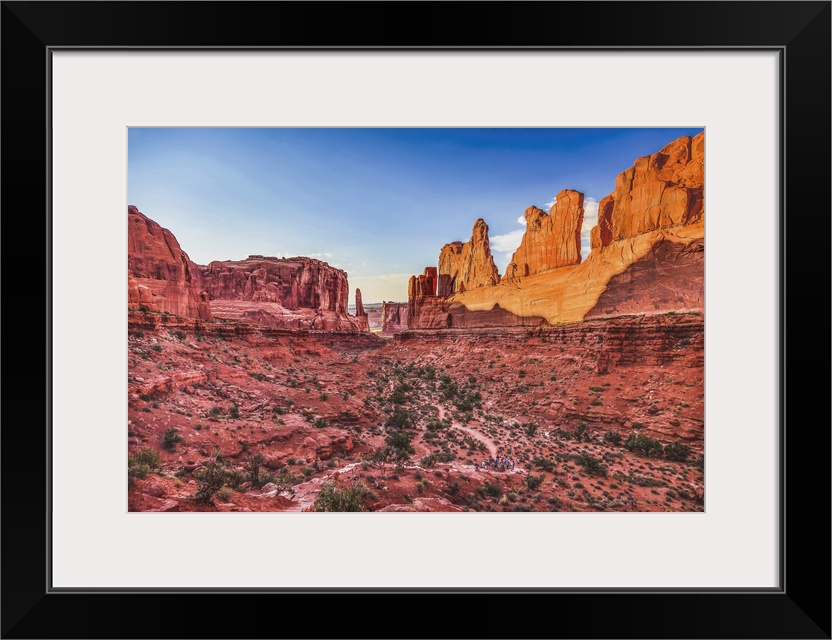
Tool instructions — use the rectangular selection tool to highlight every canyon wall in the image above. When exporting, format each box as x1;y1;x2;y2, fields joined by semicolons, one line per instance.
128;207;367;332
407;133;704;329
505;189;585;279
201;255;367;331
381;302;408;335
128;206;212;320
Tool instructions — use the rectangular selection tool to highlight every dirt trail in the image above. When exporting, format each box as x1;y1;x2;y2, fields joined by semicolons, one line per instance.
437;405;498;459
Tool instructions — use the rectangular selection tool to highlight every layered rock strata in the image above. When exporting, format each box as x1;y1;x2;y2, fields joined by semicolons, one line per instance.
381;302;408;335
505;190;585;279
437;219;501;295
407;133;704;329
128;207;368;332
128;206;212;320
201;255;366;331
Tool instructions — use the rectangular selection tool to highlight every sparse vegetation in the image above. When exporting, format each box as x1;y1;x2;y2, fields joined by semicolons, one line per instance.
313;481;377;512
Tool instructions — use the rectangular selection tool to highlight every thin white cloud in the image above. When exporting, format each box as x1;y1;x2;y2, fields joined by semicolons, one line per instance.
516;215;526;226
544;196;558;210
579;196;599;260
490;228;525;255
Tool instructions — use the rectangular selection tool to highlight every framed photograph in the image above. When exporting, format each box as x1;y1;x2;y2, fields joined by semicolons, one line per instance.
3;2;829;638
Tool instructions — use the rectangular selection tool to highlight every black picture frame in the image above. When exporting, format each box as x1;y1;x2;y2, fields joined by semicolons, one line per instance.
2;2;829;638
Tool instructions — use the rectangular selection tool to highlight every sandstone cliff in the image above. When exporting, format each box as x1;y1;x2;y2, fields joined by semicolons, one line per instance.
407;133;704;329
128;206;212;320
437;219;501;295
201;255;367;331
595;133;703;246
381;302;408;335
506;190;585;278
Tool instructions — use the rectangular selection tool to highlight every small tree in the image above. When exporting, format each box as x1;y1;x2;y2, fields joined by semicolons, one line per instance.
313;480;376;512
664;441;692;462
162;428;184;452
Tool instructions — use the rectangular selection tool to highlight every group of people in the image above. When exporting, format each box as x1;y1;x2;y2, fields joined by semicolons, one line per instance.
478;455;516;472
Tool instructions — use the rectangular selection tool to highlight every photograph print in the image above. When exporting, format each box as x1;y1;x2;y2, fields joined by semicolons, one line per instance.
127;127;704;513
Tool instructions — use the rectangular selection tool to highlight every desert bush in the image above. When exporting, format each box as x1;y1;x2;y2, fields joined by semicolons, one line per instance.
483;482;502;498
193;461;228;504
385;430;414;461
532;456;555;472
313;481;377;512
624;433;664;458
525;474;544;491
215;486;235;502
385;407;411;429
523;423;539;438
576;453;608;477
664;441;692;462
162;428;184;452
603;431;622;445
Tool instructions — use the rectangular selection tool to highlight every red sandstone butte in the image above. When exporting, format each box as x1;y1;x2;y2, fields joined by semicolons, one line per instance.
437;218;501;296
127;206;212;320
381;302;408;335
595;133;703;245
506;189;585;279
201;255;365;331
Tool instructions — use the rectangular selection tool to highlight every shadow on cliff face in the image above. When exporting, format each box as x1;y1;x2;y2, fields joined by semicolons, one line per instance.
585;238;704;320
445;302;546;328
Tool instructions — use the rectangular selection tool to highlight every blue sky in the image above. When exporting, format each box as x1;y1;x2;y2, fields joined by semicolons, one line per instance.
129;127;703;303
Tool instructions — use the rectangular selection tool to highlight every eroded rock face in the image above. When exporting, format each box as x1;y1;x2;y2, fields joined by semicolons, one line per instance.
407;267;439;328
594;133;704;245
354;289;369;332
506;190;585;279
437;242;463;296
200;255;365;331
128;206;212;319
437;219;501;295
381;302;408;335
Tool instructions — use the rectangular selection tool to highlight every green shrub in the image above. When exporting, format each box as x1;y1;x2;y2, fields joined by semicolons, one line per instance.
483;482;502;497
385;407;411;429
576;453;607;477
624;433;664;458
162;428;184;452
130;448;161;469
215;486;235;502
603;431;622;445
589;386;607;393
664;441;692;462
193;461;228;504
313;481;377;512
525;474;544;490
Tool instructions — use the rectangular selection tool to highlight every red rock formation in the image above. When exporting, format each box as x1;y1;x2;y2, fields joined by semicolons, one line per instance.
128;206;212;319
595;133;703;245
354;289;369;332
381;302;408;335
355;289;366;317
201;255;365;331
407;267;447;329
505;190;585;279
437;242;463;296
437;219;501;295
